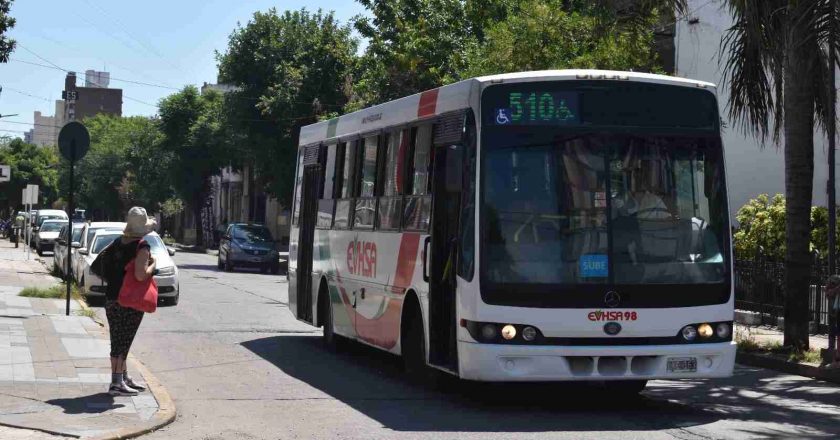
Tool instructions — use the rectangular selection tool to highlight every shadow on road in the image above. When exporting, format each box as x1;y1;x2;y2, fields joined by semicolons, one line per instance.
45;393;124;414
241;335;726;433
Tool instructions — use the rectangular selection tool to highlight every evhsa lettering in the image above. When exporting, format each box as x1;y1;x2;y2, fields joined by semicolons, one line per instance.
347;240;377;278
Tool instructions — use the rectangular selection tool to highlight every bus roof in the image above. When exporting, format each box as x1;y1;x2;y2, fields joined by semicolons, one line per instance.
298;69;717;147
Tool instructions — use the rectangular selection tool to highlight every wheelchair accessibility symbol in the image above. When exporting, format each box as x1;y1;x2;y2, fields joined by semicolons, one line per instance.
495;108;512;125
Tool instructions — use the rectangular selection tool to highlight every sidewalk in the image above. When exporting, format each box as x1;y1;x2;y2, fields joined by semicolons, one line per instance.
0;240;174;439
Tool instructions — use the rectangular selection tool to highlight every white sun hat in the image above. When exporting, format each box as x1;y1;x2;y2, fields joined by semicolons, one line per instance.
123;207;157;238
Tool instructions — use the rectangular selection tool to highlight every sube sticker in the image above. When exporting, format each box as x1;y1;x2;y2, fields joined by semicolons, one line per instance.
580;254;608;278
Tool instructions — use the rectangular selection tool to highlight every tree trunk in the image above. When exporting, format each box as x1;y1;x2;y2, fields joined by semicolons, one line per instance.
782;20;816;350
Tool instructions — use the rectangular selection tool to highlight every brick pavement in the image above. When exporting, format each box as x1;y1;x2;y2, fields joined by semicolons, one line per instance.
0;240;170;439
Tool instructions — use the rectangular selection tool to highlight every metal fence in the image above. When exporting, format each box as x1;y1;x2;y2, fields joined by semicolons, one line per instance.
734;257;833;333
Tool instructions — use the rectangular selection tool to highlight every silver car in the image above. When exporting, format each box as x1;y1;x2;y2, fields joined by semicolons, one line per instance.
81;231;180;306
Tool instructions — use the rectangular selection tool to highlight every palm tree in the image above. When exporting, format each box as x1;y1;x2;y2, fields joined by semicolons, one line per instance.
721;0;837;349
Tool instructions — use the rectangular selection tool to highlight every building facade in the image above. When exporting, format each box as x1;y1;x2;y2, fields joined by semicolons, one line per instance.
674;0;834;218
31;111;59;147
62;71;122;123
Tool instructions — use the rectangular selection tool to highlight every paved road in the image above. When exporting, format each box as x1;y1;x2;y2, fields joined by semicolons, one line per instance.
44;251;840;439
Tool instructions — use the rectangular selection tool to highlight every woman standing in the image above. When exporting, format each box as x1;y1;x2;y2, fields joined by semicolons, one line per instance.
103;207;157;396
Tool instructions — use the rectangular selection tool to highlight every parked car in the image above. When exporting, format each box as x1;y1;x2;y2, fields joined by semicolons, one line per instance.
81;231;180;306
30;210;69;247
73;222;126;283
218;223;281;274
34;219;67;256
53;222;85;276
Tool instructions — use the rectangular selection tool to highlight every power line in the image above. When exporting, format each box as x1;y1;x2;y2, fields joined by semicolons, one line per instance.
2;87;53;103
10;58;178;90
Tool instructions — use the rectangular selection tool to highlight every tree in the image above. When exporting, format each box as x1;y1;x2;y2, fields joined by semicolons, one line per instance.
460;0;666;78
158;86;229;246
0;137;59;213
217;8;357;204
720;0;837;349
68;115;170;220
0;0;15;62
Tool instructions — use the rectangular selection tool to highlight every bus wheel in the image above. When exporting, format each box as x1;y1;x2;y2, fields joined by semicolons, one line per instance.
321;284;342;351
402;307;437;386
605;380;647;395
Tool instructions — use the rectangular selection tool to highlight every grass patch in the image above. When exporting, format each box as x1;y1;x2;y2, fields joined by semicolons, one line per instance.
736;326;822;363
163;236;176;246
74;308;97;319
19;283;82;300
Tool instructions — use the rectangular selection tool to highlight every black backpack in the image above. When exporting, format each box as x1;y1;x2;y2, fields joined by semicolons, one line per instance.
90;237;126;281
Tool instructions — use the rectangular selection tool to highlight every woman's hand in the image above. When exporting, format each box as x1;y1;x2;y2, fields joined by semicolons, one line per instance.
134;248;156;281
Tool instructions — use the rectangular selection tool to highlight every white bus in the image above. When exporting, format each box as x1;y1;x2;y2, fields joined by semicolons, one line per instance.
289;70;735;392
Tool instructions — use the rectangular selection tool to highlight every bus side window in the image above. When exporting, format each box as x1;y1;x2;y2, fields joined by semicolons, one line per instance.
458;111;477;280
333;141;356;229
291;149;305;227
354;135;379;229
377;129;408;231
404;124;433;231
317;144;337;229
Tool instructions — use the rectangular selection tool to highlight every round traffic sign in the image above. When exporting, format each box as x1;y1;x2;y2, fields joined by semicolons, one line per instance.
58;122;90;162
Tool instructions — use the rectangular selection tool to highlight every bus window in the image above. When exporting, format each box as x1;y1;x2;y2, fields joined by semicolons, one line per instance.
404;124;433;231
378;130;409;230
458;112;477;280
354;136;379;229
292;149;305;226
333;141;357;229
317;144;337;229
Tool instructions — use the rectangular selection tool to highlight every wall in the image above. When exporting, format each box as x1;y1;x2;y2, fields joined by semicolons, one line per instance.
676;0;835;218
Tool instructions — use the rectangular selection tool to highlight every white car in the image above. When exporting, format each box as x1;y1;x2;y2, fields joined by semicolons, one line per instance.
81;231;180;306
73;222;126;284
53;222;86;276
30;210;69;247
34;219;68;256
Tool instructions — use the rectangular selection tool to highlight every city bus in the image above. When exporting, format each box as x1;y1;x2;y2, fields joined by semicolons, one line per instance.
289;70;734;392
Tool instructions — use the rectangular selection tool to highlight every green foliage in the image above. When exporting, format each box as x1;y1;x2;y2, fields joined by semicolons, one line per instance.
461;0;664;78
159;197;184;217
733;194;840;260
0;138;60;212
734;194;787;260
217;8;357;204
18;283;80;299
0;0;16;62
70;115;170;220
158;87;227;207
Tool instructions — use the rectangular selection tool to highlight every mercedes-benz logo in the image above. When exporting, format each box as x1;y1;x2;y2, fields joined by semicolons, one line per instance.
604;291;621;308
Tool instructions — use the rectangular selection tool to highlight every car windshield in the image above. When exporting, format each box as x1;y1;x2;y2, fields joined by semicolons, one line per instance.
233;226;273;243
92;235;120;254
87;228;121;246
40;222;65;232
482;134;728;286
38;215;65;226
143;235;167;254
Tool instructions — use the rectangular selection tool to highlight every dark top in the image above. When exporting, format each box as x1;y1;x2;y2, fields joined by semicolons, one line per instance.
103;238;150;301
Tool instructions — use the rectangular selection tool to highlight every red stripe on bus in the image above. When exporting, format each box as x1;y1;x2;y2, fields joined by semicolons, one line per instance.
417;89;439;117
393;233;421;292
338;284;401;349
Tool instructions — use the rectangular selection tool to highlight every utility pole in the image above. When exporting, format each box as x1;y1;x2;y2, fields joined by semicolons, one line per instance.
828;0;837;353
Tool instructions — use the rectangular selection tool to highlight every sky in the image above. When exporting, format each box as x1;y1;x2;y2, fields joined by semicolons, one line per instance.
0;0;365;139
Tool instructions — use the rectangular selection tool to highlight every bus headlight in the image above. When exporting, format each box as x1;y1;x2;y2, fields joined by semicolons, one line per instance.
681;325;698;341
481;324;497;341
501;325;516;340
521;326;538;342
716;322;731;339
697;323;713;339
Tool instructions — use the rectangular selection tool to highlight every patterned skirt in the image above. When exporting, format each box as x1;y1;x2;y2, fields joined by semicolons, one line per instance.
105;300;144;358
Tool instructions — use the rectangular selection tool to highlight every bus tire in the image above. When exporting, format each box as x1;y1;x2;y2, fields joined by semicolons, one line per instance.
320;282;343;351
402;299;436;386
605;380;647;395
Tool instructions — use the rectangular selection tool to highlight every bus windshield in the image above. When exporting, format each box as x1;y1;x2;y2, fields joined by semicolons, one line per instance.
482;134;728;287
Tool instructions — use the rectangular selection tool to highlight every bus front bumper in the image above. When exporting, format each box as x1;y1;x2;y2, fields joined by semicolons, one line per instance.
457;340;736;382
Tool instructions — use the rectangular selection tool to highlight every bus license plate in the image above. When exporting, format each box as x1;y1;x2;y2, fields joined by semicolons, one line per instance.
667;357;697;373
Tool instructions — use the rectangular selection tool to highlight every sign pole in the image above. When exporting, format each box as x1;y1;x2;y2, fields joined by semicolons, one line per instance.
66;141;75;316
58;122;90;317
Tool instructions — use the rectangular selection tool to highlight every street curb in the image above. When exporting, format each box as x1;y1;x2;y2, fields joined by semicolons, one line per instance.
736;351;840;384
86;356;177;440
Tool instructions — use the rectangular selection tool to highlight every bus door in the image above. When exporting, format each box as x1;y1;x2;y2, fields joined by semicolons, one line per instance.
428;137;464;370
295;164;320;324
